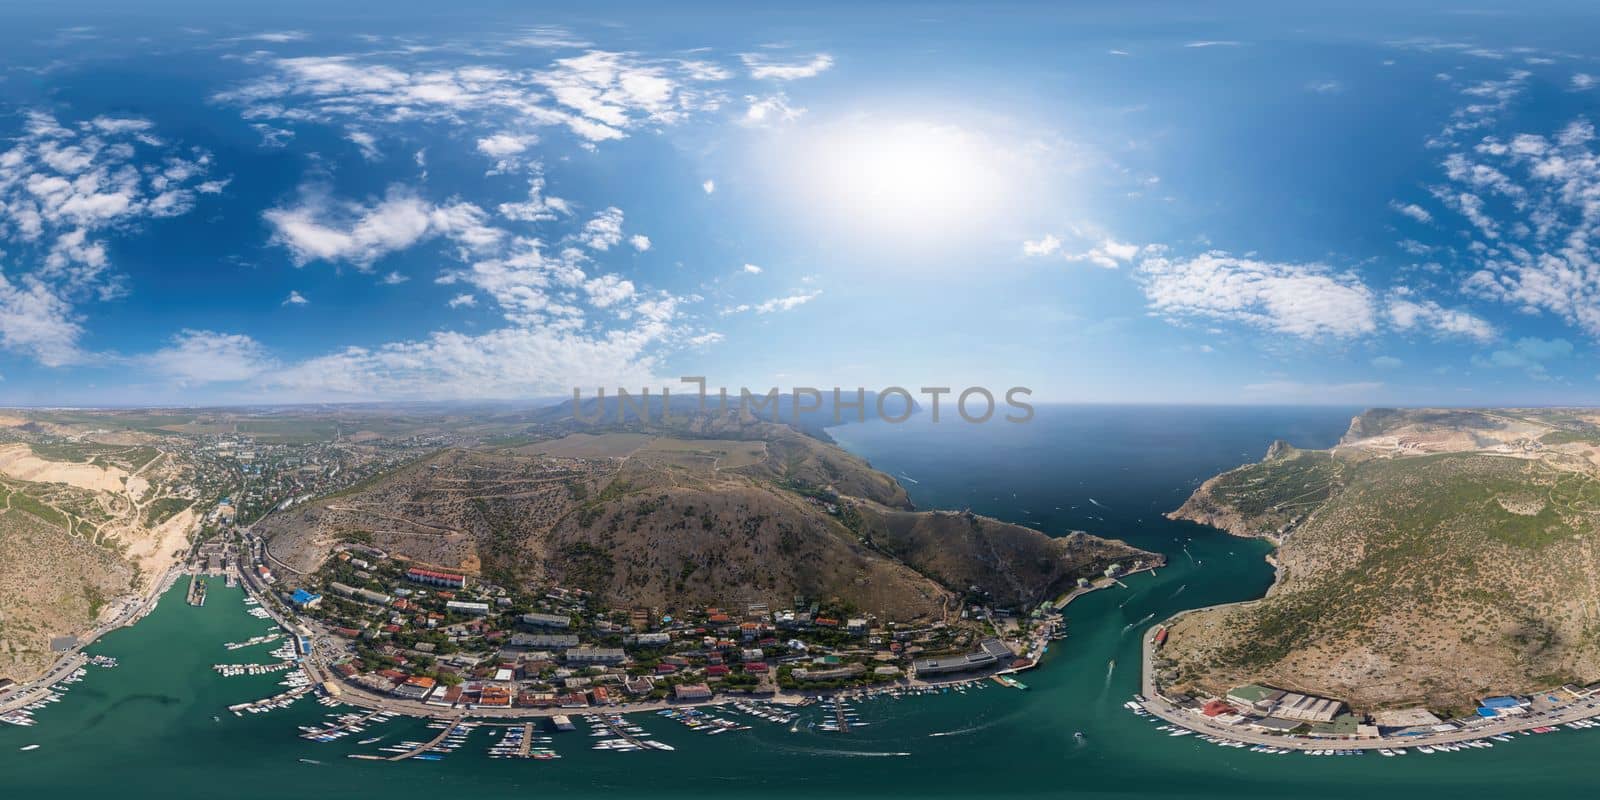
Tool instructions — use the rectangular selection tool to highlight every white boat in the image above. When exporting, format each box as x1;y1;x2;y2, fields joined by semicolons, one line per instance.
20;744;40;751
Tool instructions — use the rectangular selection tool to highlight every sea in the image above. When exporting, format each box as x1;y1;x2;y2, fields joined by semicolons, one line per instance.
4;404;1593;798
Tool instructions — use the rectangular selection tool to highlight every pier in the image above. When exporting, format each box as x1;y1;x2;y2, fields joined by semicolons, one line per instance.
517;723;533;758
186;574;206;607
389;718;463;761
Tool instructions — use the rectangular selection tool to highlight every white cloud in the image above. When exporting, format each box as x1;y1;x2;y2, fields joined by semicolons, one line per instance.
224;31;307;44
740;53;833;80
216;50;726;145
1389;200;1433;224
1021;235;1061;257
1370;355;1403;369
476;133;533;157
1068;238;1142;269
1138;252;1377;339
722;290;821;315
741;263;763;274
628;234;651;252
579;206;624;251
0;111;215;365
740;94;804;127
143;329;276;384
1438;117;1600;337
345;129;380;161
1574;73;1598;91
264;184;501;268
379;271;408;285
1385;295;1496;342
702;179;716;194
447;293;476;308
1184;40;1241;48
497;176;570;222
505;26;590;49
283;290;309;305
262;324;667;400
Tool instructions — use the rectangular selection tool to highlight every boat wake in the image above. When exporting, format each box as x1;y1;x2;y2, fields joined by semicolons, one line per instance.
1104;659;1116;686
1170;584;1187;599
898;474;919;485
1120;613;1154;634
928;718;1003;738
1089;498;1110;509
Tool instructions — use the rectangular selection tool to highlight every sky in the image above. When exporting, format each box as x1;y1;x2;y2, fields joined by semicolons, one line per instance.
3;0;1600;406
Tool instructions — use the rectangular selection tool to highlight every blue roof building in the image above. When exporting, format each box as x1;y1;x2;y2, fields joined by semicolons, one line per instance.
290;589;322;609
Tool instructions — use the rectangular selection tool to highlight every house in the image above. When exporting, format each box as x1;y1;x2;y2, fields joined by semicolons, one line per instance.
289;588;322;609
446;600;490;616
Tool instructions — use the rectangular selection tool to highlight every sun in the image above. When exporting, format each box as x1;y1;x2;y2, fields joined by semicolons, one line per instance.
772;116;1020;245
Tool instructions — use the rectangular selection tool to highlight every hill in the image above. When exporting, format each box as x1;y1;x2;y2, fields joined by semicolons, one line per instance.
0;438;201;683
258;417;1155;621
1162;408;1600;714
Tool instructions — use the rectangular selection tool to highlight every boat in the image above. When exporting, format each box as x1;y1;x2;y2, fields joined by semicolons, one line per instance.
20;744;40;751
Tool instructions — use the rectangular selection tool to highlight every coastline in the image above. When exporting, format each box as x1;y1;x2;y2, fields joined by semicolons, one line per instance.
1137;583;1600;751
0;564;183;716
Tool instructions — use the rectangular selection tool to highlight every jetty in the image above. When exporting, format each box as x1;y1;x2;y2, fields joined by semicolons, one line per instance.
186;574;206;607
389;718;463;761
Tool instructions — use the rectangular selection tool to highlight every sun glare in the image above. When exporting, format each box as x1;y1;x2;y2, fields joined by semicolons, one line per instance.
783;118;1017;242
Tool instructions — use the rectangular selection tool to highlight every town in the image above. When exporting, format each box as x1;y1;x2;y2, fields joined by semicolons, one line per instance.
233;533;1081;716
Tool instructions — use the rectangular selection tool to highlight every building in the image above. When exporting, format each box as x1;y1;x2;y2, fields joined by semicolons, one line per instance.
289;589;322;609
392;675;436;700
1227;684;1343;723
520;612;572;629
564;647;626;665
329;581;392;605
912;650;998;677
405;568;467;589
1478;695;1531;717
446;600;490;616
1226;684;1287;712
674;683;713;701
793;663;867;682
624;632;670;646
509;633;580;649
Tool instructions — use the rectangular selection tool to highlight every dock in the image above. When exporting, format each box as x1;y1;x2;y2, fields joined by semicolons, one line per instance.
516;723;533;758
186;574;206;607
388;718;462;761
833;703;852;733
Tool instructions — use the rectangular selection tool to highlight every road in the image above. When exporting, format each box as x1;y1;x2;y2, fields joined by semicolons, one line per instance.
0;565;182;715
1137;607;1600;751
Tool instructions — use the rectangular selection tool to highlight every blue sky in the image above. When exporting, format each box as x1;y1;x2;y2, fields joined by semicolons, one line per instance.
3;1;1600;405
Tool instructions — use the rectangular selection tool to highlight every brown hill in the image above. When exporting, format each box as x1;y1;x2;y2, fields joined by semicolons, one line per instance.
260;424;1155;621
1162;408;1600;714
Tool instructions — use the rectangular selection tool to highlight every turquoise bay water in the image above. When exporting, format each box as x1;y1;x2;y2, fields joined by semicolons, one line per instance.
4;405;1595;798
